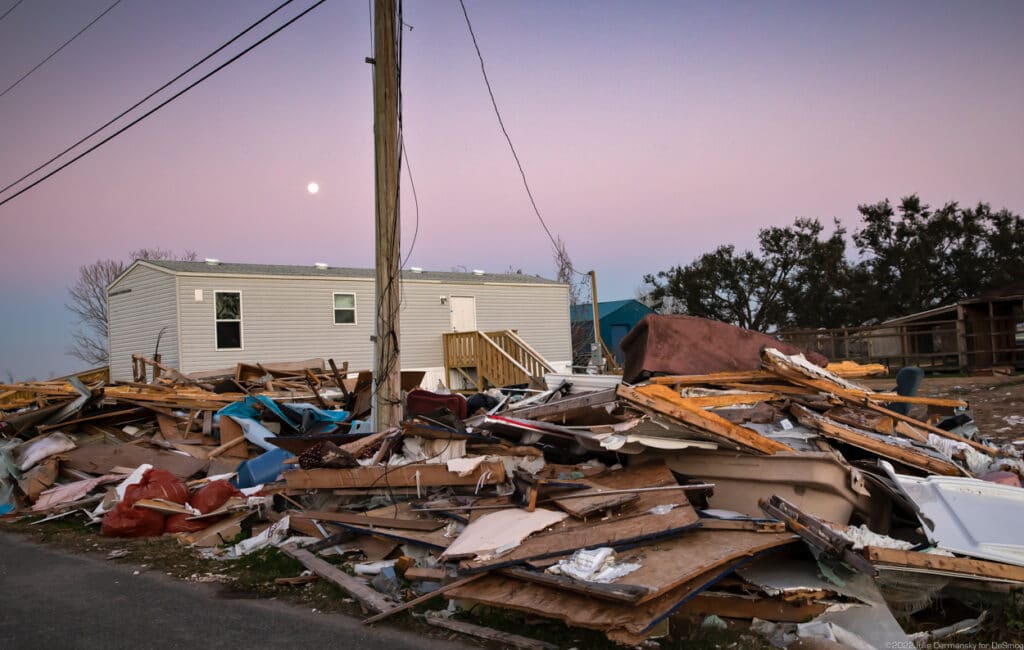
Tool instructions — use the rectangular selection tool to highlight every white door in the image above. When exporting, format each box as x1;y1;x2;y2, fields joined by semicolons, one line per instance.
449;296;477;332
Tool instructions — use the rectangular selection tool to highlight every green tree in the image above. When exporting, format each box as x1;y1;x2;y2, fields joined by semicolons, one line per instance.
643;218;853;332
852;196;1024;322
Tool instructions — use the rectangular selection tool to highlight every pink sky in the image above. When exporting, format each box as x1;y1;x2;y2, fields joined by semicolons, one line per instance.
1;0;1022;379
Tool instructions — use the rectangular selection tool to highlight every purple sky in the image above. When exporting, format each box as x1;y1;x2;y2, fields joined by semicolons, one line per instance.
1;0;1023;380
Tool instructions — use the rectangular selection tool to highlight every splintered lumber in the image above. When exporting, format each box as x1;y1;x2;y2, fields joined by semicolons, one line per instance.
677;392;781;408
789;404;966;476
760;495;876;576
281;545;393;614
824;360;888;378
551;480;639;518
291;510;446;531
207;432;247;459
423;613;557;650
863;546;1024;584
649;370;775;385
362;573;486;624
864;402;997;456
618;384;791;455
283;460;506;490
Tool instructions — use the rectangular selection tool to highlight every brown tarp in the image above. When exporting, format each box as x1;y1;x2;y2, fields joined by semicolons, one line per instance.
620;314;828;383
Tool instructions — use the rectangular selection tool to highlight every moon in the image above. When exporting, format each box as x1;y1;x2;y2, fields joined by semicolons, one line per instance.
307;182;320;194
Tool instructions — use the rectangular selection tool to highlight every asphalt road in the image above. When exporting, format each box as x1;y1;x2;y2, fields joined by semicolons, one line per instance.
0;532;472;650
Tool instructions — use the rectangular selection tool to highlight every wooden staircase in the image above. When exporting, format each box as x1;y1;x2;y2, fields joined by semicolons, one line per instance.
443;330;557;392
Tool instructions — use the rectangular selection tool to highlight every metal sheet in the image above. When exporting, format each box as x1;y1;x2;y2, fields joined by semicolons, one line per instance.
896;473;1024;567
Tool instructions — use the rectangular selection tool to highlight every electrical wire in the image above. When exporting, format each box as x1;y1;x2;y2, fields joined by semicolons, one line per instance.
457;0;587;277
0;0;299;198
0;0;124;99
400;142;420;269
0;0;24;24
0;0;326;208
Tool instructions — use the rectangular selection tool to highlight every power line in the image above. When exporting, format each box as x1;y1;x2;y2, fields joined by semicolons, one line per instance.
0;0;326;208
0;0;25;24
0;0;124;99
400;143;420;268
457;0;585;277
0;0;298;198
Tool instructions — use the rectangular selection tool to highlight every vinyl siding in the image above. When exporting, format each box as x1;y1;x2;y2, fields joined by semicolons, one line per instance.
170;273;570;376
107;265;179;381
177;276;376;373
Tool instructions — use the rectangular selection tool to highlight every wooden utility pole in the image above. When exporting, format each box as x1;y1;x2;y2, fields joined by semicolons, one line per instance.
372;0;401;429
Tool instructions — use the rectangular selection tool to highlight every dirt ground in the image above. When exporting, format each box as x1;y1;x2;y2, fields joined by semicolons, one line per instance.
862;373;1024;445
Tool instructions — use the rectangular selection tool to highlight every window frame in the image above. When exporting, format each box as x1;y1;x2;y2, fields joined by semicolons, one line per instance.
213;290;244;350
332;292;357;326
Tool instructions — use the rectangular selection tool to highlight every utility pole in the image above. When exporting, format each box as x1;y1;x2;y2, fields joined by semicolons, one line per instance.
371;0;401;429
588;270;607;373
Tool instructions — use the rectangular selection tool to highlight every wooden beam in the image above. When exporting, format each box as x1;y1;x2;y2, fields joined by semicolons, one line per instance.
280;545;393;614
790;404;964;476
618;384;790;455
864;546;1024;583
290;509;446;531
362;573;485;624
864;402;997;456
423;612;557;650
283;460;506;490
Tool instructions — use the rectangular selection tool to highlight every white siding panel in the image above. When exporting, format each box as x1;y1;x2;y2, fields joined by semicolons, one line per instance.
107;266;178;381
178;276;376;374
175;275;571;376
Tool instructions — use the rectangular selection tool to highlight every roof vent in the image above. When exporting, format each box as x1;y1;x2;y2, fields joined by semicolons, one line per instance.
410;267;423;273
205;258;220;266
314;262;329;270
472;269;485;276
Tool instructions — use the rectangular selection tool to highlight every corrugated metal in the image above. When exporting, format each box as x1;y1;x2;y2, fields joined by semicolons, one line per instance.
107;264;179;381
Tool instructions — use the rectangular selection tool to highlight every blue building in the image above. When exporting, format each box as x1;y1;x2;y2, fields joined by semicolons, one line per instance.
571;299;655;365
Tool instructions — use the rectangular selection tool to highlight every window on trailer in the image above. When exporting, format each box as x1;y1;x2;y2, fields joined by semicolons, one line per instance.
215;291;242;349
334;292;356;324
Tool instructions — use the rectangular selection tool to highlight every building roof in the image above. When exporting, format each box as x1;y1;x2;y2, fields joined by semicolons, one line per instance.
131;260;562;286
571;299;652;322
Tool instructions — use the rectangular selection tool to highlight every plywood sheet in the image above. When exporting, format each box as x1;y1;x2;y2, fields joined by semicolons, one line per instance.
60;443;209;478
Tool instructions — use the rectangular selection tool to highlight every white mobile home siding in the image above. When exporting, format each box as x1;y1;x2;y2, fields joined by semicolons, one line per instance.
107;265;179;381
176;274;377;374
109;263;571;384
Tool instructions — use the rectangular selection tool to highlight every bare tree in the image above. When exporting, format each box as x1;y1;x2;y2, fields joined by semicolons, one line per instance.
552;236;594;367
67;248;196;365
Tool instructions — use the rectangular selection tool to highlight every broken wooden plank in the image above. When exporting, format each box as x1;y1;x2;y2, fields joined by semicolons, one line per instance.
216;415;249;459
423;612;557;650
863;402;997;456
648;371;775;385
790;404;965;476
291;510;446;531
280;545;393;614
551;480;639;518
362;573;485;624
618;384;790;455
283;460;506;490
864;546;1024;584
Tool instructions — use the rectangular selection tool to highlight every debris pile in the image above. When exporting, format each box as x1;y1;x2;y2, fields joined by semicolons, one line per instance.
3;319;1024;647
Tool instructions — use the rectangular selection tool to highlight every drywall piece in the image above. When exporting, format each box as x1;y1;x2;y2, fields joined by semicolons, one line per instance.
895;472;1024;567
442;508;569;561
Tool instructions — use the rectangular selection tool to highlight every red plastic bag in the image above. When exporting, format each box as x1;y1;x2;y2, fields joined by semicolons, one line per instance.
190;480;242;514
101;502;165;537
165;513;218;534
124;469;188;506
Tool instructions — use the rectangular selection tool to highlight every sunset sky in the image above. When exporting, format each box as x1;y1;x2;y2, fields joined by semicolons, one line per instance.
1;0;1023;380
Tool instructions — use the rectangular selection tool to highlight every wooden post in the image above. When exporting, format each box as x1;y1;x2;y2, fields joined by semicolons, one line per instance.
372;0;401;429
955;304;968;372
